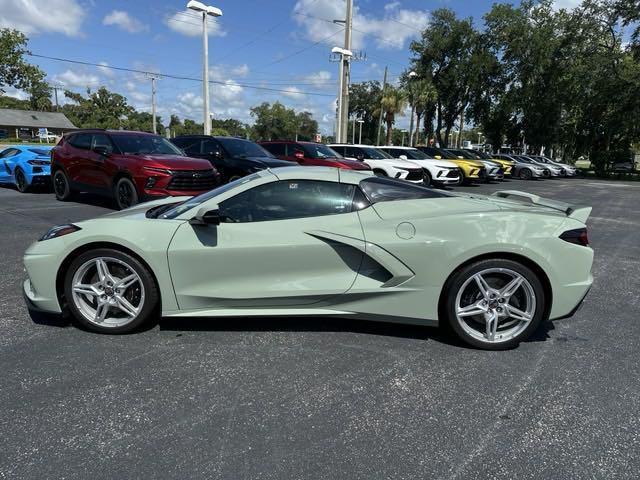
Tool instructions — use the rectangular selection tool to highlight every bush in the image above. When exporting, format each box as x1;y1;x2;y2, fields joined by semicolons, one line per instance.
590;149;633;176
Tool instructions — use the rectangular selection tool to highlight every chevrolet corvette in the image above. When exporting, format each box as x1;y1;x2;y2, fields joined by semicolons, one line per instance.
23;167;593;349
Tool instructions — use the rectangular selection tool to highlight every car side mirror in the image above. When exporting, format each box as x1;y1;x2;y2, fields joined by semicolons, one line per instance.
399;155;408;160
93;146;110;157
356;153;365;161
213;150;224;159
294;151;304;159
190;205;221;226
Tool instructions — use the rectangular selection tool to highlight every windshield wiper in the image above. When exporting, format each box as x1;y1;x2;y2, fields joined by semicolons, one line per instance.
146;202;182;218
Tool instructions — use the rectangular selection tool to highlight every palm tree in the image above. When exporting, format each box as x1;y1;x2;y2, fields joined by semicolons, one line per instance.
381;86;407;145
412;80;438;145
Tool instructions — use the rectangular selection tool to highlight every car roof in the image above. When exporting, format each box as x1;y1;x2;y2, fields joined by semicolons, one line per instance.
68;129;158;137
379;146;417;150
269;165;372;184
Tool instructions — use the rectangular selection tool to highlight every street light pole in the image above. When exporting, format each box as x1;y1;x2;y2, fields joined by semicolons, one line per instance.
187;1;222;136
357;119;364;144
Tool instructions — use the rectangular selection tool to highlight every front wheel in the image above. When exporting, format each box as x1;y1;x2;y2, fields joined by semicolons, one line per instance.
114;177;139;210
519;168;533;180
423;171;432;187
15;168;29;193
442;259;546;350
373;169;387;177
63;249;159;334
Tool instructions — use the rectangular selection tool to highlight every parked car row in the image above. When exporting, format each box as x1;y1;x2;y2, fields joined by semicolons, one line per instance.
0;128;577;211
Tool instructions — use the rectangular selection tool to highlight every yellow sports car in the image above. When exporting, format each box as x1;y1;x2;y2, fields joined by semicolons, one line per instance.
416;146;485;184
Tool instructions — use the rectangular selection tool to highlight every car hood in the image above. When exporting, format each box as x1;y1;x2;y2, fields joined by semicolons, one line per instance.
136;154;212;170
450;158;485;168
370;157;422;169
95;196;193;221
240;156;296;168
330;158;371;169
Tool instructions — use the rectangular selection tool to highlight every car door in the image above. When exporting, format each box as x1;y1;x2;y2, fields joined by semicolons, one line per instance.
0;148;20;182
64;133;93;184
167;176;366;310
86;133;115;190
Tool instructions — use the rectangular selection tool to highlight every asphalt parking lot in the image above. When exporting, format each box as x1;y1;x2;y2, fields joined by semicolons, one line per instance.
1;176;639;479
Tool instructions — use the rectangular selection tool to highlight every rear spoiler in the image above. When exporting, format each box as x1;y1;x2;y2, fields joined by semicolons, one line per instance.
492;190;592;223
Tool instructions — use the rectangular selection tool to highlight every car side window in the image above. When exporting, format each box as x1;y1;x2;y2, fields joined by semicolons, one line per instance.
0;148;18;158
201;139;221;155
330;145;345;155
264;143;286;156
91;134;114;153
219;180;357;223
68;133;91;150
180;140;202;155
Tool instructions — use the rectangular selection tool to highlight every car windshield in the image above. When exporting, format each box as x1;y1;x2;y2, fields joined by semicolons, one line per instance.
448;149;476;159
470;150;490;159
516;156;533;163
302;143;342;159
432;148;458;159
159;173;262;219
388;149;430;160
111;134;183;155
218;138;274;158
361;147;392;159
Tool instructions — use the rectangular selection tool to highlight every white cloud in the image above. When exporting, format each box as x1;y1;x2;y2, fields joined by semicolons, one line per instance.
0;0;84;36
3;87;29;100
304;70;332;88
231;64;250;77
281;86;306;100
103;10;148;34
554;0;581;10
293;0;428;50
97;62;115;78
165;10;226;37
214;80;244;104
52;70;100;88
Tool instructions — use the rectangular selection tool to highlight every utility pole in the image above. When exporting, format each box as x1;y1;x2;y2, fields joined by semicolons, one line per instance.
352;116;356;144
458;109;465;148
148;74;160;134
52;84;62;111
376;66;388;146
339;0;353;143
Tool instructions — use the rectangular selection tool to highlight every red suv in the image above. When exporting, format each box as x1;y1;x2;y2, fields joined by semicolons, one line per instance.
259;141;371;171
51;130;220;209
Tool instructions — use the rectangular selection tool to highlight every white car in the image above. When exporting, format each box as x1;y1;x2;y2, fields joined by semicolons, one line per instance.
328;144;425;183
378;146;461;186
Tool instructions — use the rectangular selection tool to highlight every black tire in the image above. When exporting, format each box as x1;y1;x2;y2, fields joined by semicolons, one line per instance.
15;168;29;193
114;177;139;210
373;169;387;177
63;248;159;334
53;169;73;201
442;258;546;350
519;168;533;180
423;171;432;187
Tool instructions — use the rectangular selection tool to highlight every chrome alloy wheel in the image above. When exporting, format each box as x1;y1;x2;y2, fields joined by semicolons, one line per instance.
454;268;536;344
71;257;145;328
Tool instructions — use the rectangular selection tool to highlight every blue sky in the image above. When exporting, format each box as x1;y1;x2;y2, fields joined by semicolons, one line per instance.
0;0;578;134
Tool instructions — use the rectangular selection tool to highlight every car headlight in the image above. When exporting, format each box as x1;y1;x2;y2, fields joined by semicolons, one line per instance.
143;166;173;175
436;165;452;169
39;224;81;241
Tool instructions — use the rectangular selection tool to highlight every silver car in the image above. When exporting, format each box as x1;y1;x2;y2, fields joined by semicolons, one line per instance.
518;156;563;177
494;154;548;180
530;156;577;176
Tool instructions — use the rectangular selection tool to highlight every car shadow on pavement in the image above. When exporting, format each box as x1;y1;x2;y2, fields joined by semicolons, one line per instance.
71;192;118;210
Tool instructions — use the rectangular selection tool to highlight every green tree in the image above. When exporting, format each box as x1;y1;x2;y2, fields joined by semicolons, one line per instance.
410;9;494;146
250;101;317;141
1;29;51;110
381;86;406;145
348;80;383;144
62;87;134;129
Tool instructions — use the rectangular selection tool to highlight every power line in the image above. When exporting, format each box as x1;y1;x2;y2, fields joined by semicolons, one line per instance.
28;53;335;97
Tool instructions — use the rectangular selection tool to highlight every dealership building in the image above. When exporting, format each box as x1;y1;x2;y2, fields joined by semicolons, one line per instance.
0;108;76;139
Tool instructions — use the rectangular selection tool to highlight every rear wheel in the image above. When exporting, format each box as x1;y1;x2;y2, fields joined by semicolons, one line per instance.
53;169;73;201
15;168;29;193
519;168;533;180
423;171;432;187
63;249;159;334
114;177;139;210
442;259;545;350
373;169;387;177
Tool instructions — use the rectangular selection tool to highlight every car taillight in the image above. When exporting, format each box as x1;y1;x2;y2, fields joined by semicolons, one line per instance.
560;228;589;247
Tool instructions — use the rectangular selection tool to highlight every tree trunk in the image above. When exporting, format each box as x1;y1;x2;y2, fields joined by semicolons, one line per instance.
385;118;393;145
414;112;423;146
435;102;443;146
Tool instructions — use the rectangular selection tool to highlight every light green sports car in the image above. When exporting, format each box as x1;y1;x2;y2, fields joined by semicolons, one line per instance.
23;167;593;349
